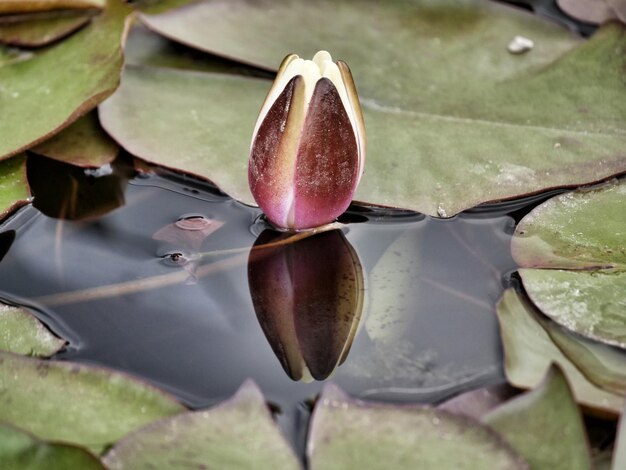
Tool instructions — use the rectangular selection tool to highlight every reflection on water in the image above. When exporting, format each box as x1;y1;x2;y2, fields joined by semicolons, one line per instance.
0;155;554;445
248;228;364;381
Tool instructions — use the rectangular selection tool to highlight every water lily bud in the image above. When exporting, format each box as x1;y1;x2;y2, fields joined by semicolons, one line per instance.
249;51;366;230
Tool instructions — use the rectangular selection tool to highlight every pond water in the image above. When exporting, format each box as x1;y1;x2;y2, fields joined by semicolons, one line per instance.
0;154;562;449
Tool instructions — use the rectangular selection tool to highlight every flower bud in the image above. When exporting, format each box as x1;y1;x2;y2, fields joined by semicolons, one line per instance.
249;51;366;230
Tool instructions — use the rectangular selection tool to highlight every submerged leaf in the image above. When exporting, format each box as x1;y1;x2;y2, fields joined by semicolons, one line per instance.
31;111;119;167
0;303;65;356
495;289;622;415
132;0;626;216
103;380;301;469
0;351;185;453
0;0;132;160
0;422;103;469
307;383;528;469
512;179;626;349
0;154;30;221
482;365;592;470
0;10;92;47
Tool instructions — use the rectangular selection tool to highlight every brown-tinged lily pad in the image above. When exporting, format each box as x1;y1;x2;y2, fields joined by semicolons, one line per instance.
482;364;592;470
438;383;519;419
495;288;623;415
0;10;92;47
0;0;132;160
307;383;528;469
0;0;104;14
0;350;185;453
31;111;119;167
512;179;626;349
0;422;104;469
129;0;626;217
103;380;301;470
0;303;65;356
557;0;626;24
0;154;30;221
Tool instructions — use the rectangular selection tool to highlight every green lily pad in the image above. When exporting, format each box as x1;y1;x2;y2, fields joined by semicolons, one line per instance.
0;422;104;469
0;10;92;47
495;288;623;415
131;0;626;217
31;111;119;167
103;380;301;469
512;179;626;348
99;66;262;203
0;0;104;14
0;0;132;160
542;313;626;396
0;303;65;356
307;383;528;469
482;364;592;470
0;351;185;453
0;154;30;220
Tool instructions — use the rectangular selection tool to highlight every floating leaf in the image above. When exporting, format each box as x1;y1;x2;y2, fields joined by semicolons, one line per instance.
31;111;119;167
0;303;65;356
0;10;92;47
542;315;626;396
0;422;103;470
130;0;626;217
0;0;104;14
438;384;519;419
483;365;592;469
103;380;301;469
0;154;30;221
99;66;262;203
307;383;528;469
0;0;132;160
495;289;623;415
512;179;626;348
0;351;185;453
557;0;625;24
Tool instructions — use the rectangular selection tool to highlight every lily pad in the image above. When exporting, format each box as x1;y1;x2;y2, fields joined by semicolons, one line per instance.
0;303;65;356
130;0;626;217
0;10;92;47
0;350;185;453
557;0;626;24
31;111;119;167
542;314;626;396
103;380;301;469
0;0;104;14
512;179;626;348
0;422;103;469
482;364;592;470
438;384;519;419
0;0;132;160
495;288;623;415
0;154;30;220
307;383;528;469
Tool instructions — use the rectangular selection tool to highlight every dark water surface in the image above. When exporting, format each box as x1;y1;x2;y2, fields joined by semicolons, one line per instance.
0;155;561;448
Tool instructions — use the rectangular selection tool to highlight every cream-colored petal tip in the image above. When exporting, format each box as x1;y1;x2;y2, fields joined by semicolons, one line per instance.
312;50;333;64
